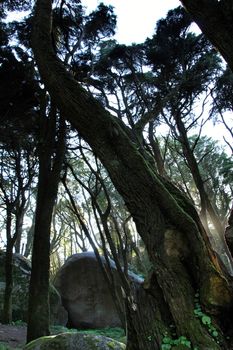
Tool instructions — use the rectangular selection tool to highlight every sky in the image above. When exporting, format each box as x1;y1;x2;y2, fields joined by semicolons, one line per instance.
80;0;232;149
82;0;181;44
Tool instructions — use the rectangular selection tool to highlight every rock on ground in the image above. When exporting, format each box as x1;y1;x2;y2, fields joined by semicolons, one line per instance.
23;332;126;350
54;252;143;329
0;323;27;348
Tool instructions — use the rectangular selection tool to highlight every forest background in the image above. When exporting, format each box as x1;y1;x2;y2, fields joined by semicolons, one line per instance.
0;0;233;349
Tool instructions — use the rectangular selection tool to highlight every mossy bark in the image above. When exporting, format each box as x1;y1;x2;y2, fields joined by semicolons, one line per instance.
125;274;171;350
31;1;233;348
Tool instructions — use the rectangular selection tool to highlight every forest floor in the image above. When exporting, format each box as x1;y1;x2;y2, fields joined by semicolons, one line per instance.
0;324;125;349
1;324;233;350
0;324;26;349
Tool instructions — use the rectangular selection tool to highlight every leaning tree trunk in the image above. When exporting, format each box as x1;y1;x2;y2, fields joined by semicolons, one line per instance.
31;1;233;348
180;0;233;73
27;110;66;342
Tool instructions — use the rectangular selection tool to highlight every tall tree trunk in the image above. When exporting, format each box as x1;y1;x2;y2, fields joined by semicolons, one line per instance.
31;1;233;348
174;112;224;236
14;204;26;254
148;121;167;178
24;214;35;258
14;230;22;254
27;112;66;342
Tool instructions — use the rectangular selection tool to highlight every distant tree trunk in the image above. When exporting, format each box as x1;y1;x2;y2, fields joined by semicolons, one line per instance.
174;112;224;236
27;110;66;342
24;214;35;258
31;1;233;348
148;121;167;178
14;204;26;254
3;244;14;323
3;209;14;323
14;229;22;254
3;170;33;322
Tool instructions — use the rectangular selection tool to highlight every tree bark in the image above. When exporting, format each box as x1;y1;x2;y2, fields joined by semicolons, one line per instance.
31;1;233;348
180;0;233;72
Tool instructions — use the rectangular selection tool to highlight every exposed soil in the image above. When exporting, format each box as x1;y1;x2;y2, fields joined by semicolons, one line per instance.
0;324;27;349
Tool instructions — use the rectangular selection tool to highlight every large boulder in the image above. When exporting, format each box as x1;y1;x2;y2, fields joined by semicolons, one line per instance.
54;252;143;329
23;333;126;350
50;284;68;326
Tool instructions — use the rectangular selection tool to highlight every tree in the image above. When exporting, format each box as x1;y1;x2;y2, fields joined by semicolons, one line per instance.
180;1;233;73
0;143;35;323
0;36;38;323
211;67;233;153
144;8;225;236
84;7;229;239
26;1;117;341
163;135;232;225
27;100;66;342
31;1;233;349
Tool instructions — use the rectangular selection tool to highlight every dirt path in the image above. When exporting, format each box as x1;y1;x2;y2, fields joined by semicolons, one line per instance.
0;324;26;349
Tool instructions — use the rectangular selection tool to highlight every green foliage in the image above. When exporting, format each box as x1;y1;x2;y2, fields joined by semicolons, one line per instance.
78;327;125;343
0;48;39;143
161;294;223;350
162;335;191;349
194;293;220;341
11;320;26;326
213;67;233;112
146;6;220;105
51;325;78;334
163;135;232;220
0;342;22;350
51;326;125;343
